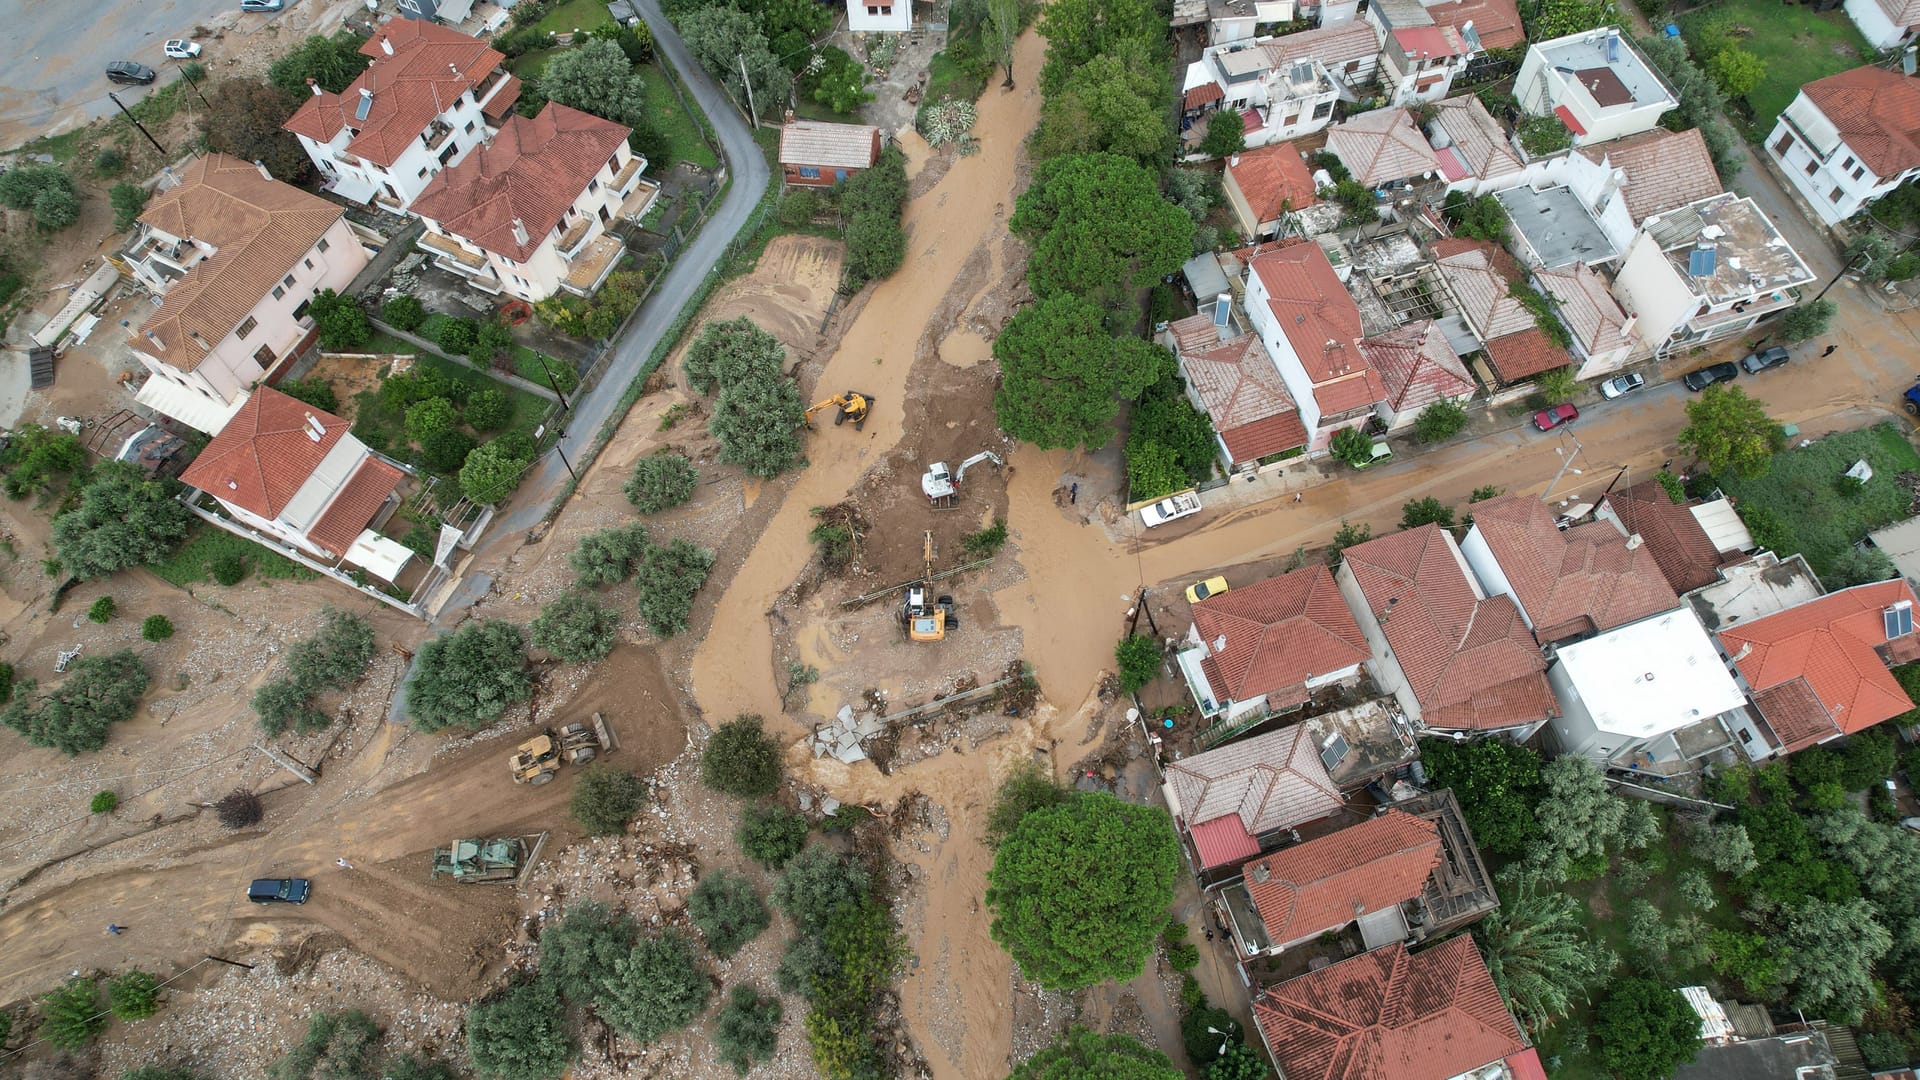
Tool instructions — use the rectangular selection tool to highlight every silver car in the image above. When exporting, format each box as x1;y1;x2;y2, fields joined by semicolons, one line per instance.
1599;373;1645;400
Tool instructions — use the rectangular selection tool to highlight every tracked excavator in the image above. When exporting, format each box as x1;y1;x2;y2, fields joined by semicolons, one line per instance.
921;451;1003;505
805;391;875;430
903;531;957;642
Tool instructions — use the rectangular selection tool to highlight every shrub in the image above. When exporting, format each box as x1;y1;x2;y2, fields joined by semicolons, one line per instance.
703;714;782;797
466;979;573;1080
2;649;151;755
311;289;371;351
569;523;650;587
268;1010;381;1080
51;463;192;580
38;977;105;1050
464;388;510;431
1399;497;1455;530
277;378;339;413
633;538;713;636
688;869;771;957
772;844;871;933
530;592;618;663
91;789;119;814
713;985;782;1074
964;519;1009;556
779;188;819;227
738;803;809;867
211;551;247;586
1330;425;1374;467
470;319;513;366
107;970;160;1021
1115;634;1161;693
215;788;264;828
570;764;645;836
1326;519;1373;565
1414;399;1470;443
1198;110;1245;159
110;182;150;232
406;619;532;732
422;428;479;473
540;900;637;997
88;595;117;623
435;318;478;355
93;147;126;176
810;517;855;571
1166;941;1199;971
1780;300;1836;343
624;454;698;513
382;295;427;331
599;931;711;1044
405;397;458;443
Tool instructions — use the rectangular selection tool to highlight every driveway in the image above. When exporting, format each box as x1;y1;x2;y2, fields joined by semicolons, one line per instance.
0;0;316;150
480;0;769;559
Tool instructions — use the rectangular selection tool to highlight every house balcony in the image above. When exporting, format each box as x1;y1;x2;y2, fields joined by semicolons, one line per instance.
555;216;593;259
423;123;455;153
561;234;626;297
374;191;407;212
1687;289;1799;332
611;155;646;195
617;177;662;224
332;150;362;167
473;67;507;103
418;230;490;273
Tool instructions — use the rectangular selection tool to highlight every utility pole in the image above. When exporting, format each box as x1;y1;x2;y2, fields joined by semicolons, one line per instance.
177;64;213;110
532;351;571;412
108;91;166;156
251;743;317;784
1809;250;1871;307
204;954;255;970
1541;435;1584;504
737;53;758;125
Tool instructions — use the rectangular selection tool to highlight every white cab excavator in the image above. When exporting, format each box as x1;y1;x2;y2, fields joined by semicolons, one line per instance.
921;451;1004;505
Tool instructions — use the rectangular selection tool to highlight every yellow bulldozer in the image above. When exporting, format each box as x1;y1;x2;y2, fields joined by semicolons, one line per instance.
805;391;875;430
508;718;610;785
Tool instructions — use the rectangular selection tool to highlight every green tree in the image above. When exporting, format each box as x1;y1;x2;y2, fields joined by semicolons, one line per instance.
1036;0;1163;93
1418;737;1544;856
703;714;782;797
2;649;151;755
1678;384;1783;478
1525;0;1617;39
772;844;871;933
1329;426;1374;467
404;397;457;443
1778;896;1894;1023
269;31;372;96
109;182;149;232
277;378;340;414
689;869;771;957
1706;46;1764;99
711;368;807;478
107;970;160;1021
993;293;1164;450
38;977;106;1050
680;6;788;122
570;764;645;836
309;289;370;350
1325;520;1373;566
459;440;530;504
51;463;191;580
1114;634;1161;694
143;613;176;642
713;984;783;1074
1414;399;1470;443
0;166;79;229
569;522;650;588
1126;441;1185;501
206;78;310;182
587;19;654;63
843;210;907;284
599;931;711;1043
986;0;1020;85
1011;153;1194;311
803;47;871;114
1593;979;1703;1080
1206;1043;1267;1080
422;429;478;474
633;537;714;636
1198;109;1245;160
624;454;698;513
1636;34;1743;181
382;295;427;331
1031;44;1175;168
268;1010;382;1080
466;979;573;1080
1779;299;1836;343
1442;191;1510;244
987;792;1180;989
540;38;650;129
1530;754;1628;879
406;619;531;732
738;803;810;867
1009;1028;1182;1080
1131;378;1219;483
540;901;637;1000
530;591;618;663
684;316;785;393
1476;870;1614;1031
986;758;1068;846
382;1056;458;1080
1399;497;1454;530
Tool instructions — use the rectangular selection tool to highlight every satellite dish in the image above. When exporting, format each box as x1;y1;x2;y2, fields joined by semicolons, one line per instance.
1126;708;1140;722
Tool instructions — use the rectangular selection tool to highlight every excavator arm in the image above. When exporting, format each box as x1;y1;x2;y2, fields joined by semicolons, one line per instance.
804;391;875;429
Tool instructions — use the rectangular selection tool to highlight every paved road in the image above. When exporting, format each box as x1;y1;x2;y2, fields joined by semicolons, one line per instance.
485;0;768;550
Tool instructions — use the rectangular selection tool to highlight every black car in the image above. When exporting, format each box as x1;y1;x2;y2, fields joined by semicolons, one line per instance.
1740;346;1791;374
247;877;311;904
105;61;157;85
1682;362;1739;392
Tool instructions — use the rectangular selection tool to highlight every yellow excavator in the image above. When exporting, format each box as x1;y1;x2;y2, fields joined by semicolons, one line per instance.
903;531;956;642
805;391;875;430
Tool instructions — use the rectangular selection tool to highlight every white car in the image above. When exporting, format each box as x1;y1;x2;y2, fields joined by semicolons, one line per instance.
1599;372;1645;400
1139;492;1203;527
164;39;203;60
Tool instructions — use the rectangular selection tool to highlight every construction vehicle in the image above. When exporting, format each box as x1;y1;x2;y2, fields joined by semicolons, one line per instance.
431;833;546;883
903;531;957;641
508;717;612;785
805;391;876;430
921;451;1003;504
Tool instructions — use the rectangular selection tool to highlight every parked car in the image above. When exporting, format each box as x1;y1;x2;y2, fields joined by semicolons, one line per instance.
240;0;284;11
1185;576;1229;604
104;61;157;85
1740;346;1790;374
1349;441;1394;469
163;39;203;60
1682;362;1739;392
1140;492;1203;527
1532;403;1579;432
247;878;311;904
1599;373;1645;400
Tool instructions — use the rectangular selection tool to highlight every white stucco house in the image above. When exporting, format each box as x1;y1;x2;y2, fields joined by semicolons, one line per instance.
283;20;521;212
1563;126;1725;253
1365;0;1477;105
1242;243;1389;451
1607;192;1815;355
408;103;652;302
1845;0;1920;50
122;154;371;435
1767;66;1920;227
1514;27;1677;147
1545;607;1749;766
1182;41;1343;150
846;0;911;32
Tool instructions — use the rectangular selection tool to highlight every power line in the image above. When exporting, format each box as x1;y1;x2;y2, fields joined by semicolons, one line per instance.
0;957;219;1064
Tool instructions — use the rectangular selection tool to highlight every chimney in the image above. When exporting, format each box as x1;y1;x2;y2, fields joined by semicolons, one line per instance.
306;77;322;97
143;330;164;349
1251;862;1270;883
254;159;272;181
783;109;795;124
1625;533;1644;551
188;330;208;350
226;479;238;491
1730;641;1752;663
380;34;394;55
511;218;529;247
1229;154;1240;168
449;62;461;77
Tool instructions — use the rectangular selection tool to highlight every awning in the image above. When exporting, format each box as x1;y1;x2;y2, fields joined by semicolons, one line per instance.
344;529;414;581
1190;814;1261;869
1552;104;1586;137
1690;498;1755;555
136;379;247;435
1183;83;1225;111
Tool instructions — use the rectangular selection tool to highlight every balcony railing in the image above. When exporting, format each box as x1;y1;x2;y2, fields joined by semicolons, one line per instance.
611;156;644;193
555;216;593;258
418;230;488;271
423;124;455;152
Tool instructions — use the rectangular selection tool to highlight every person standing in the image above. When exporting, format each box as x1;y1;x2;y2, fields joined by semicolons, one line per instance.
1821;344;1838;358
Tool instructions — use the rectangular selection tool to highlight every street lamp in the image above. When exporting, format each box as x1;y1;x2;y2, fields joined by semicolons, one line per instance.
1542;436;1585;504
1207;1027;1233;1058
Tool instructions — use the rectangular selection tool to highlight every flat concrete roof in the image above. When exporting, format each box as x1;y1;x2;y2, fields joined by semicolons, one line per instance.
1494;185;1618;268
1686;551;1825;632
1672;1031;1836;1080
1554;607;1747;739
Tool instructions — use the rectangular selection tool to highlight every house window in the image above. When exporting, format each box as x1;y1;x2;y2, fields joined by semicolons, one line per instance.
236;317;257;340
608;153;621;174
1738;728;1753;744
799;166;821;179
1843;155;1856;170
1853;166;1866;181
272;286;286;301
1773;131;1794;156
304;258;314;270
316;238;330;253
293;300;312;320
588;178;599;193
283;274;296;289
419;167;430;179
464;120;476;133
1805;158;1819;177
1313;100;1333;120
254;345;276;366
1831;186;1844;203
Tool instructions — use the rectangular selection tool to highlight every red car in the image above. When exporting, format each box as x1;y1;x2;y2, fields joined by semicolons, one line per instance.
1532;403;1579;431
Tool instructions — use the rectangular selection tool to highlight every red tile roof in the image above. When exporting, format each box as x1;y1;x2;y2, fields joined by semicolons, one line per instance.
1241;810;1441;947
283;20;505;168
1750;678;1842;754
1431;240;1534;341
409;103;630;263
1469;495;1680;641
179;388;351;520
1599;479;1726;595
1192;565;1370;705
1248;243;1387;407
1186;82;1227;110
305;457;404;558
1171;314;1310;461
1575;127;1724;223
1324;107;1442;187
1253;936;1526;1080
1192;813;1263;868
129;154;347;373
1425;0;1524;50
1165;726;1345;868
1361;320;1473;415
1717;580;1920;749
1226;142;1320;225
1506;1048;1551;1080
1801;66;1920;179
1483;327;1570;383
1264;21;1385;71
1340;525;1556;731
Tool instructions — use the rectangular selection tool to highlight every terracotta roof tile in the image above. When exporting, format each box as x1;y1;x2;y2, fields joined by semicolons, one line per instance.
1599;479;1724;594
1325;107;1442;188
1751;678;1843;754
1165;726;1344;866
1534;262;1631;357
1483;327;1571;383
778;120;881;170
1468;495;1680;641
1574;127;1724;223
1226;142;1321;224
1191;566;1370;704
1173;315;1310;460
305;457;404;557
283;20;505;168
1430;96;1522;183
1432;240;1534;340
1192;813;1264;867
1802;66;1920;179
179;387;351;519
1360;320;1473;415
1253;936;1527;1080
1718;580;1920;745
409;104;631;263
1264;21;1384;71
1341;525;1555;730
1425;0;1524;50
1241;810;1441;947
129;154;346;373
1877;0;1920;31
1186;82;1227;110
1249;243;1388;406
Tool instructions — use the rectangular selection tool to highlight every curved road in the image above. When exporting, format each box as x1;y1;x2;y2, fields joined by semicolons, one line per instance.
489;0;768;543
